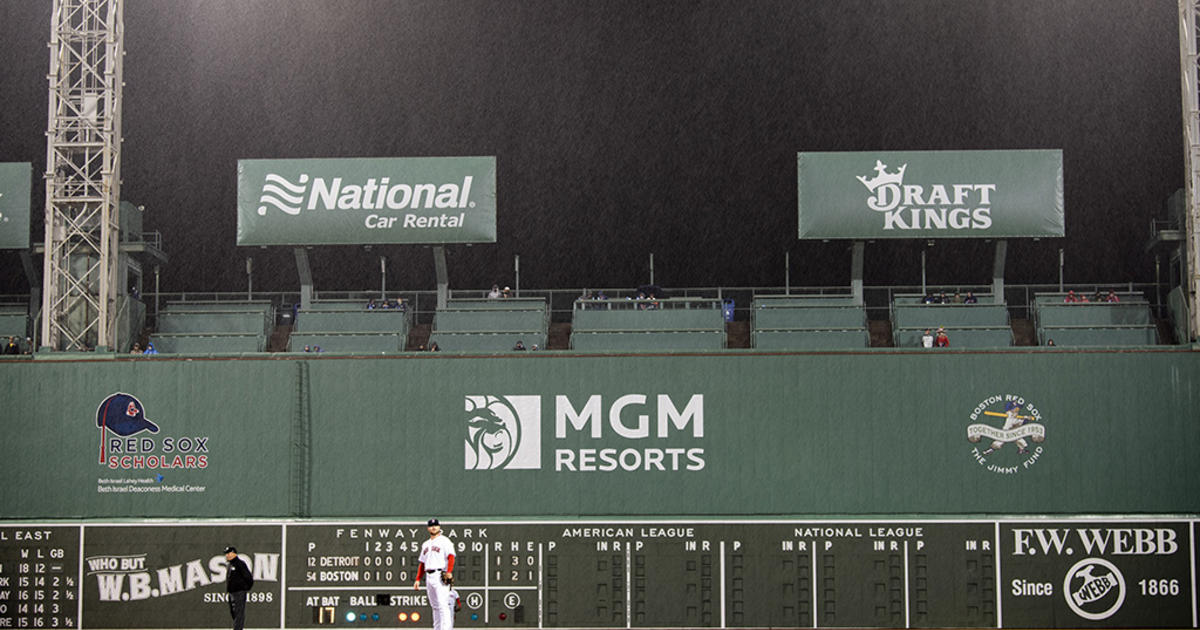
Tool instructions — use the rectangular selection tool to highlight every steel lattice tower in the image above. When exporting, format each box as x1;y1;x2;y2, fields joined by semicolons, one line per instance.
1180;0;1200;342
41;0;124;351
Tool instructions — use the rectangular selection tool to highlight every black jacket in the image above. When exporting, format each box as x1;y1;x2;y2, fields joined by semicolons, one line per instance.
226;556;254;592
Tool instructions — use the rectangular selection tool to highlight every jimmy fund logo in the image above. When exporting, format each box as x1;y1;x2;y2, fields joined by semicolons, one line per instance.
857;160;995;231
466;394;705;472
966;394;1044;474
257;172;475;229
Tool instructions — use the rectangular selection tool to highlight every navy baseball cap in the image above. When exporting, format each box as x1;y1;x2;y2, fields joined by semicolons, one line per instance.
427;518;440;527
96;393;159;436
224;546;237;554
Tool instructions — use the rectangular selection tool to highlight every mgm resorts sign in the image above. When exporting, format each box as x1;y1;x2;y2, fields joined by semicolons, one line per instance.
237;156;497;245
797;150;1063;239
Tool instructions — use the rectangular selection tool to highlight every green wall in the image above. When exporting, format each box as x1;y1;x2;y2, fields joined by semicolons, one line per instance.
1;350;1197;519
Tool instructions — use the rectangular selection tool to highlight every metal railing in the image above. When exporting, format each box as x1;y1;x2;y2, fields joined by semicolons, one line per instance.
1;282;1170;330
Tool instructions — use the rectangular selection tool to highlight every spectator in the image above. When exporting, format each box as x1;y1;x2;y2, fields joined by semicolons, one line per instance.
23;337;32;354
921;329;934;348
1078;293;1090;303
1092;290;1104;303
938;292;949;304
953;292;963;304
934;327;950;348
429;342;440;352
143;342;158;355
922;294;936;304
530;344;539;351
1046;339;1056;346
513;340;526;351
379;299;391;309
303;345;312;353
130;343;141;354
367;298;377;310
487;284;502;299
1064;290;1078;303
4;336;19;355
313;346;323;353
1106;290;1120;303
502;286;512;298
964;291;978;304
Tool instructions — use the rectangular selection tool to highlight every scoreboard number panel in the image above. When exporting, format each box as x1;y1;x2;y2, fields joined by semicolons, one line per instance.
0;526;81;630
1;519;1196;629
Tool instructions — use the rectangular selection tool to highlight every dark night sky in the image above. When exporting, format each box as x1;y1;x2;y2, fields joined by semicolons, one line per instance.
0;1;1184;294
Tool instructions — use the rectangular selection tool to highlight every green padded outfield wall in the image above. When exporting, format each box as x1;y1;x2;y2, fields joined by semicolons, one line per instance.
0;351;1198;519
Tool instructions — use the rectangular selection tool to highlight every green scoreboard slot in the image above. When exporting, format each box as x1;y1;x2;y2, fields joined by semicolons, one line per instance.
0;519;1195;629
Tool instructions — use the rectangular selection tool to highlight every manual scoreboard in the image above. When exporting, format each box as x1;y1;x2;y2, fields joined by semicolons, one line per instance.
0;520;1195;629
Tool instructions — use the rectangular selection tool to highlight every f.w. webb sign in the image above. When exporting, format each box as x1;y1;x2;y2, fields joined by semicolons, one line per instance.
797;150;1063;239
237;156;496;245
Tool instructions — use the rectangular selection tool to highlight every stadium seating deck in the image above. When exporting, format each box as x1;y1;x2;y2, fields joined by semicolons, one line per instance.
145;332;262;354
0;304;29;346
890;293;1013;348
430;298;548;352
150;301;273;353
1033;293;1158;347
288;331;405;353
751;294;867;350
288;299;412;353
571;298;725;351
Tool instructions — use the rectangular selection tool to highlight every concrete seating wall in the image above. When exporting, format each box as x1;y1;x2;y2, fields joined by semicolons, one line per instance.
0;309;28;339
434;309;546;333
750;295;867;350
753;329;869;350
427;331;547;352
570;299;725;351
146;333;263;353
892;303;1009;329
150;302;273;352
1034;303;1153;327
163;301;274;313
288;331;405;353
295;309;409;334
1038;326;1159;347
894;327;1014;348
1033;294;1157;346
570;330;725;352
430;299;549;352
572;307;723;332
157;311;272;335
754;305;866;329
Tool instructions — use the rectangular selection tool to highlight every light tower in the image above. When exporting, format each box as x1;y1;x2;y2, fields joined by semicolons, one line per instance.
1179;0;1200;342
41;0;124;351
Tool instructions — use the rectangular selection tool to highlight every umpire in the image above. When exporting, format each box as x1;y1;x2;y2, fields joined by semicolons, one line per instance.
224;546;254;630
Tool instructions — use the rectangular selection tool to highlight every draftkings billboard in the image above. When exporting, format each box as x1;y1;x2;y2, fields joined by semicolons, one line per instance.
797;150;1064;239
236;156;497;245
0;162;32;249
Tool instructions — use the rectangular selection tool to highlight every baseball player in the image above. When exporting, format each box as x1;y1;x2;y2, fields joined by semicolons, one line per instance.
414;518;456;630
983;401;1031;455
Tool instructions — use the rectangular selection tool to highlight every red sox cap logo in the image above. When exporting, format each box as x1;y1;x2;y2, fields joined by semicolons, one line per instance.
96;393;159;463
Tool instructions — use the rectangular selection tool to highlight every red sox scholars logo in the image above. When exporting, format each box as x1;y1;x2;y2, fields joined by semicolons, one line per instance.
464;395;541;470
966;394;1045;474
95;392;210;472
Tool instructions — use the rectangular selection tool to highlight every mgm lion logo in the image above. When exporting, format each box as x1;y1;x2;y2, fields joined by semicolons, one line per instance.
464;395;541;470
